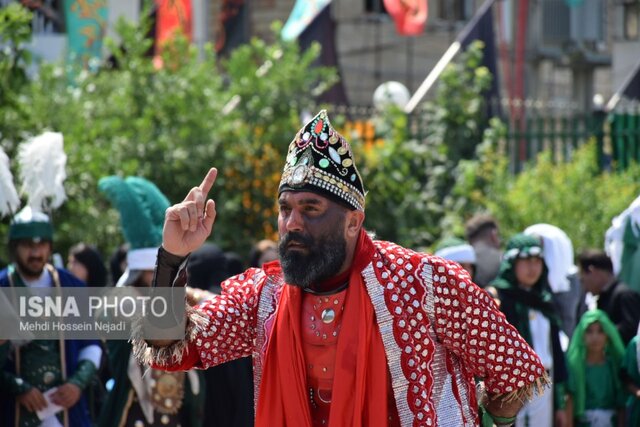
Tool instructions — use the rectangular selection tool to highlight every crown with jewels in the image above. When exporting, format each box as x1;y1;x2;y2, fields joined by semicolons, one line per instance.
278;110;366;211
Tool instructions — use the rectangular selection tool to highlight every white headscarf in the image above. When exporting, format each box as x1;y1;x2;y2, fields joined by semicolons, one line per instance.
636;322;640;376
524;224;577;293
605;194;640;275
434;244;477;264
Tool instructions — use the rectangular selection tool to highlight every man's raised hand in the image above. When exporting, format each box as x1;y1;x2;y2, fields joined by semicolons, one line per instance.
163;168;217;257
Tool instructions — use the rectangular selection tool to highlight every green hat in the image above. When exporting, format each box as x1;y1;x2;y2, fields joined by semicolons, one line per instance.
9;206;54;242
99;176;170;286
5;132;68;242
278;110;366;211
493;233;549;295
503;233;543;260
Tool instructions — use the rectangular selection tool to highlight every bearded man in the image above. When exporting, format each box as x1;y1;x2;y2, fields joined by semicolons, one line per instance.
0;207;102;427
134;110;549;427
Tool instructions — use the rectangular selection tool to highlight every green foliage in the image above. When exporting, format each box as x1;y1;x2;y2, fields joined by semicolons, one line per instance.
0;4;33;141
360;38;638;254
358;107;450;248
439;117;508;238
448;138;640;253
426;41;492;162
358;41;492;249
0;10;337;261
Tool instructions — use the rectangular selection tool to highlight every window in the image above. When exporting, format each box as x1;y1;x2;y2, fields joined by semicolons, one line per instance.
365;0;388;14
624;1;640;40
437;0;471;21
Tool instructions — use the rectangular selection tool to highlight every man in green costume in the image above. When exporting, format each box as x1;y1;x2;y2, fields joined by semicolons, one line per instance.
0;132;101;427
97;176;205;427
0;208;102;427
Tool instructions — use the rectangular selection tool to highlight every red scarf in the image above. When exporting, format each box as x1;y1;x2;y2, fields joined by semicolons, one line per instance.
255;230;391;426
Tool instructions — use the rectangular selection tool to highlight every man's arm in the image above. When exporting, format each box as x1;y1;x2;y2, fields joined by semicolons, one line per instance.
141;168;217;348
565;395;574;427
144;247;189;347
51;343;102;408
483;391;525;422
431;259;549;419
133;267;265;371
0;341;48;412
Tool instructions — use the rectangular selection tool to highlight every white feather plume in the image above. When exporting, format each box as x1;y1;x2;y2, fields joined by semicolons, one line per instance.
17;132;67;211
0;146;20;218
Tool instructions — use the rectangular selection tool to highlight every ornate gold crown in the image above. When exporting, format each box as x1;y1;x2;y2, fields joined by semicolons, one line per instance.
278;110;365;211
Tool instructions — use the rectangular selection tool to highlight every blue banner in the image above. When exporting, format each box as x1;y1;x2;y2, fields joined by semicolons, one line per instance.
281;0;331;41
64;0;108;68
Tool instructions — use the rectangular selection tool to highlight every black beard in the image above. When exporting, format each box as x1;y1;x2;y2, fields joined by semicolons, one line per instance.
15;257;46;279
278;231;346;289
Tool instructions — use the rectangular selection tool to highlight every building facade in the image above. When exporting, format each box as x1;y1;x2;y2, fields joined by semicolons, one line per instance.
8;0;640;110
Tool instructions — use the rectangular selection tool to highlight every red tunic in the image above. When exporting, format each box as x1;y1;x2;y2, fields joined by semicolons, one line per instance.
140;237;547;427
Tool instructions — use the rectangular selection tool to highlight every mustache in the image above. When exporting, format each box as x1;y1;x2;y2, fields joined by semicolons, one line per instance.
279;232;314;250
27;257;45;263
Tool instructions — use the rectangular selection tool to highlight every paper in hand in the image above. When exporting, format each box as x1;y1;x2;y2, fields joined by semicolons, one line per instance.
36;387;64;421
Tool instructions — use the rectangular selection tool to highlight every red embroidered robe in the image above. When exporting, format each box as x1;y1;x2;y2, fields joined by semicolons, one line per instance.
138;238;546;427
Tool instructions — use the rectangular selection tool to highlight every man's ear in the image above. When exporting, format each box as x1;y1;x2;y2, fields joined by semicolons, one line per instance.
345;210;365;238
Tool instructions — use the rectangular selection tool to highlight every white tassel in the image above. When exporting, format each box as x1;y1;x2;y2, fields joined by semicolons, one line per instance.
17;132;67;211
0;146;20;218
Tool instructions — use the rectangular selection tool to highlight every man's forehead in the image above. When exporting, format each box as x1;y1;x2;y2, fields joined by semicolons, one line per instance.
278;191;330;205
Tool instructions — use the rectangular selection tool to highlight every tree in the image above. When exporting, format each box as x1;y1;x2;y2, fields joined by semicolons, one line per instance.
0;9;337;260
357;41;493;249
445;137;640;253
0;4;33;146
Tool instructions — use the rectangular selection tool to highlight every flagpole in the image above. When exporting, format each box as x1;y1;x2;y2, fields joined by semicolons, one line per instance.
404;42;461;113
193;0;207;60
404;0;496;114
607;57;640;111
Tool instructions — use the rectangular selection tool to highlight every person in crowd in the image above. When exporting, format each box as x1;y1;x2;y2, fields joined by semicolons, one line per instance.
604;194;640;294
97;176;204;427
0;133;101;427
108;243;129;287
67;242;108;287
491;233;568;427
565;310;626;427
434;236;500;305
0;208;102;427
434;236;477;278
465;214;502;287
67;243;110;419
248;239;279;268
224;251;246;277
186;243;254;427
577;250;640;345
135;110;549;426
525;223;585;338
622;325;640;427
187;243;231;294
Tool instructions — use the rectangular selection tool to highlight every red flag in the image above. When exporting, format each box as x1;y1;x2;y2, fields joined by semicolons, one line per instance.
154;0;192;67
383;0;428;36
216;0;247;55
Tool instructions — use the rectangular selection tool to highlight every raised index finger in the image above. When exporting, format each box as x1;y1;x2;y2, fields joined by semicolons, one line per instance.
198;167;218;198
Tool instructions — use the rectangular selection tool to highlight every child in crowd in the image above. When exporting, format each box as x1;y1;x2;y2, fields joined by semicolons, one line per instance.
566;310;626;427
